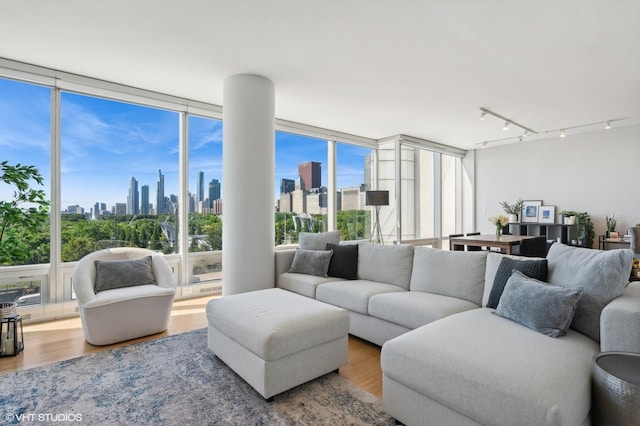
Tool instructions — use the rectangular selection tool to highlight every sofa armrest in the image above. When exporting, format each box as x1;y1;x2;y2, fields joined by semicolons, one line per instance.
274;249;296;283
600;281;640;353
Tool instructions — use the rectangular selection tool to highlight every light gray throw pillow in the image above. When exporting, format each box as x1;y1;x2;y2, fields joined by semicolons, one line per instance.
94;256;157;293
298;231;341;251
546;243;633;342
358;243;414;289
288;248;334;277
496;270;584;338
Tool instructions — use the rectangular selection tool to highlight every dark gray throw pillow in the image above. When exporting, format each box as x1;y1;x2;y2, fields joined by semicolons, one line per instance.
326;243;358;280
487;257;548;308
288;248;334;277
496;270;583;338
94;256;157;293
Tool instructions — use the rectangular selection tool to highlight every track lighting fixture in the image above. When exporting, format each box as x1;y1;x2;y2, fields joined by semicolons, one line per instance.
605;121;611;129
559;130;566;138
479;107;537;136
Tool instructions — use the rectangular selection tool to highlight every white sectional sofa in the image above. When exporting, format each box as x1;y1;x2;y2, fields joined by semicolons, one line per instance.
274;235;640;426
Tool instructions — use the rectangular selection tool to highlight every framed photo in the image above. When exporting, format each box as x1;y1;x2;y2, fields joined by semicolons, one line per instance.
538;205;555;223
521;200;542;223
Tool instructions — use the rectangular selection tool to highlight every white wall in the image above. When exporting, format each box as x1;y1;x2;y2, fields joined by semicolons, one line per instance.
474;124;640;244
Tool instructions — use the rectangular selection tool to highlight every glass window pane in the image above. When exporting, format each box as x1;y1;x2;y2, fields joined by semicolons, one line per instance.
275;131;328;245
188;115;223;285
441;154;458;237
60;92;179;261
0;78;50;305
336;143;373;241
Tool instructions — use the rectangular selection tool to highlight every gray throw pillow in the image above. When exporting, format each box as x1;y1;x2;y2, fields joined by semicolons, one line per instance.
288;248;334;277
94;256;157;293
487;257;548;308
546;243;634;342
496;270;584;338
298;231;340;251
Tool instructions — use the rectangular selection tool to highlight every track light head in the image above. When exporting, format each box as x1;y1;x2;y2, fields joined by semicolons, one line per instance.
480;111;486;120
605;121;611;129
503;122;510;131
559;130;566;138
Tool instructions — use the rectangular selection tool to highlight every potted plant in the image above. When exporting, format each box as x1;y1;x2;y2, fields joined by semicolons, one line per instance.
559;210;577;225
499;199;524;223
1;161;50;266
575;212;594;248
605;214;618;239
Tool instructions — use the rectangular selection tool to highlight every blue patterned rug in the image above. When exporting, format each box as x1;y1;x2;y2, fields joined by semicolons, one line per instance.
0;328;394;425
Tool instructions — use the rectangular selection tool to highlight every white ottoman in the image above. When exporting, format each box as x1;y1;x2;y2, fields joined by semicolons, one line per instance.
206;288;349;400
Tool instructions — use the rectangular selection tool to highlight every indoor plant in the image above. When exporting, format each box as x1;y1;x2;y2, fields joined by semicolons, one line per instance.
605;214;618;238
488;214;509;238
499;199;524;223
575;212;594;247
559;210;577;225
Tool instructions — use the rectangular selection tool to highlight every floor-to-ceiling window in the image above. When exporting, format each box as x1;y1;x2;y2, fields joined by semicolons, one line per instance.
187;115;223;285
60;92;180;261
275;131;328;245
0;78;51;307
336;142;373;241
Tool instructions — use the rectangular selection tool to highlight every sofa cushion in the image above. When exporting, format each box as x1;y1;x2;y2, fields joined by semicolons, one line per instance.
496;270;583;338
298;231;340;250
546;243;634;342
487;256;548;308
357;243;414;290
483;252;546;307
381;308;599;426
326;243;358;280
369;291;479;330
316;280;406;315
94;256;156;293
409;247;487;305
277;272;343;299
288;248;333;277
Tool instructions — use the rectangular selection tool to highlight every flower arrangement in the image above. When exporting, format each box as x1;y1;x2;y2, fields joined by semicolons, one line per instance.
489;214;509;237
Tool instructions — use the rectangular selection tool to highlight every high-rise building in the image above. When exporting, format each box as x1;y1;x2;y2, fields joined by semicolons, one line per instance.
114;203;126;216
280;178;295;194
197;171;205;204
156;169;166;214
298;161;321;190
141;185;150;215
127;176;139;215
209;179;221;209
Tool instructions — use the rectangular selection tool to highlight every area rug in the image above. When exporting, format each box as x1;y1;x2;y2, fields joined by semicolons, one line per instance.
0;328;394;425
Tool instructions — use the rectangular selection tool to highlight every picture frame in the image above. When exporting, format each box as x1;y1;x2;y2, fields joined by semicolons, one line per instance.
521;200;542;223
538;205;555;224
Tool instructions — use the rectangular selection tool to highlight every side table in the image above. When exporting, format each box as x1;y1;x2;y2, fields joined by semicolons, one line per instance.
592;352;640;425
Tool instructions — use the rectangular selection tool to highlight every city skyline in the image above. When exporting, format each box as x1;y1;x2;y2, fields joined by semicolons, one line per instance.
1;77;370;213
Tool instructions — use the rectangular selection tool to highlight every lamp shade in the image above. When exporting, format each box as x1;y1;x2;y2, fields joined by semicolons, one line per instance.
365;190;389;206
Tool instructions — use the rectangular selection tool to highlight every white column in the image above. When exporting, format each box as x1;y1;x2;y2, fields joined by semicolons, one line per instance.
222;74;275;295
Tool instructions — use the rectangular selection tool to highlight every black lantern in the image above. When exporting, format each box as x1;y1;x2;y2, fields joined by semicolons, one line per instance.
1;314;24;357
365;190;390;244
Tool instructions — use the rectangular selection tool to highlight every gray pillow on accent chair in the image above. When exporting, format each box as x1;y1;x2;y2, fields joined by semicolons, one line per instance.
94;256;157;293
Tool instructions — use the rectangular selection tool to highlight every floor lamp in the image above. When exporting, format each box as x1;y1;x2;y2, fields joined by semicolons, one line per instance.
366;190;389;244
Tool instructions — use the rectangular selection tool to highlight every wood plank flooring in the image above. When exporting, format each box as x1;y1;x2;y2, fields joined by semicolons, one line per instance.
0;296;383;399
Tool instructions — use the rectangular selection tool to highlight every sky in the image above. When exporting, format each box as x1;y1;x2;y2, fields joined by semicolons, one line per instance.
1;77;369;213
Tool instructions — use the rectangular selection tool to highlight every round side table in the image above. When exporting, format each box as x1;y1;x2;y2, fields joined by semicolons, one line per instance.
592;352;640;425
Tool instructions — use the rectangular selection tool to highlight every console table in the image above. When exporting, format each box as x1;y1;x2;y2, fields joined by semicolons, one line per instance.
598;235;631;251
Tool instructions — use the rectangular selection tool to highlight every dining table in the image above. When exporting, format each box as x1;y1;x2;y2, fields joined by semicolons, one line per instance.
449;234;539;255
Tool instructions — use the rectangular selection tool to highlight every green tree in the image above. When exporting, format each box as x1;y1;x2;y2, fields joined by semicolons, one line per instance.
1;161;50;266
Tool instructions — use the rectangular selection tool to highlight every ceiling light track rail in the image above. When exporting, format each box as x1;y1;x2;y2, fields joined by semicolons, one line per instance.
479;107;537;135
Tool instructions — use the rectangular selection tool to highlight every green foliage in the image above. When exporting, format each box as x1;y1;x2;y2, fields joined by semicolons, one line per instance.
576;212;594;248
499;199;524;215
605;214;617;232
1;161;50;265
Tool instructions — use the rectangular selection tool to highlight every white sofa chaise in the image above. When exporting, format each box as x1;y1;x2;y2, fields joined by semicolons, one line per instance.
274;238;639;425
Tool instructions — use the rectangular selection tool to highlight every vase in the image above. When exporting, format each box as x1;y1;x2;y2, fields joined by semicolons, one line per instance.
507;214;518;223
496;226;503;238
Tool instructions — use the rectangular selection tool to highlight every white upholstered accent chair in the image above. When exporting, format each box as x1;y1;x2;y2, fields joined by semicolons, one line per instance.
72;247;176;346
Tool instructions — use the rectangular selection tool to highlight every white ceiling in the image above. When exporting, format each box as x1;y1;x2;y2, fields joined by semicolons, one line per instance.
1;0;639;150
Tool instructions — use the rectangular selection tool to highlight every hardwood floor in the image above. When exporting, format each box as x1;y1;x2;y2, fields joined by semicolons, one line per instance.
0;295;383;399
